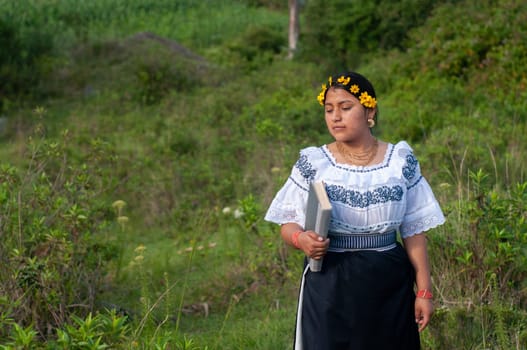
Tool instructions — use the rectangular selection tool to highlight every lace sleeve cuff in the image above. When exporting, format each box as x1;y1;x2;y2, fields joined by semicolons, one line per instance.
264;177;308;227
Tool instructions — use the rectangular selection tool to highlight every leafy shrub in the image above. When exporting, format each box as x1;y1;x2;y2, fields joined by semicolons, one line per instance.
300;0;451;69
221;25;287;72
403;0;526;80
0;310;131;349
133;50;204;105
466;174;527;299
437;172;527;301
426;170;527;347
0;15;56;110
56;311;130;349
0;113;121;338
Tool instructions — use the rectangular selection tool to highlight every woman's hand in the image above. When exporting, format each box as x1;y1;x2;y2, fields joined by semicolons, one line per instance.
297;231;330;259
403;233;434;332
414;298;434;332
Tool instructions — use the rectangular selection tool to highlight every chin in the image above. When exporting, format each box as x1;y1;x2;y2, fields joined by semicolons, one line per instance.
334;135;352;142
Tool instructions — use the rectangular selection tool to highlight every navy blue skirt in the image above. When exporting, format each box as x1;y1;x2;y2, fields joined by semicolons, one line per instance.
296;243;420;350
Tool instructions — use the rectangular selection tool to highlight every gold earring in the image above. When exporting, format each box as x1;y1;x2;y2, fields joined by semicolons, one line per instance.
368;119;375;128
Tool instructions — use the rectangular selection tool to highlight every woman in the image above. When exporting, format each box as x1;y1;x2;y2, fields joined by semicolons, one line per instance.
264;71;445;349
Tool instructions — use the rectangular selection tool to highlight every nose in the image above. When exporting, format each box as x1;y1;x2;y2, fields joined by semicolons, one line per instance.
333;109;341;121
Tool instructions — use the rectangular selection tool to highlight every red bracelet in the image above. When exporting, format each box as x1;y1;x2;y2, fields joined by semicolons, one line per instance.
416;289;433;299
291;230;304;249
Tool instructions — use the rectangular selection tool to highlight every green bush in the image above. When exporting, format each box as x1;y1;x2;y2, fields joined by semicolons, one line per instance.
425;170;527;348
214;25;287;72
131;41;208;105
0;16;56;110
0;114;121;338
403;0;527;82
299;0;451;69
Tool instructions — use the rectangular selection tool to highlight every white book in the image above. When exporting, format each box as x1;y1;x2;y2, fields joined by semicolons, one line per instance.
304;181;332;272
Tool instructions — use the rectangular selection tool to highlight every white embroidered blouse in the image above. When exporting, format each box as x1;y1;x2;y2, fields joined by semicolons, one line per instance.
264;141;445;250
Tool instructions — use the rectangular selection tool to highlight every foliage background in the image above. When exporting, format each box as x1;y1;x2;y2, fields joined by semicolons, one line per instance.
0;0;526;348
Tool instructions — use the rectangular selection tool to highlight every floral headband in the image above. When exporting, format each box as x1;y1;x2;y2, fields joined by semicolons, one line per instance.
317;72;377;109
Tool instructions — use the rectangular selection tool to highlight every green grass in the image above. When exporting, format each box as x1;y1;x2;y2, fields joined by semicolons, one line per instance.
96;207;301;349
1;0;287;52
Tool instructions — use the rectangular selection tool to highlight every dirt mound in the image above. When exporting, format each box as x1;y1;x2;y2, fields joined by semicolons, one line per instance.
46;32;218;102
126;31;207;64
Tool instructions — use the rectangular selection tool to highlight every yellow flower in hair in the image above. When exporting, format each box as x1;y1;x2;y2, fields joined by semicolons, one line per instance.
350;84;360;94
337;76;350;85
328;76;332;85
365;97;377;108
359;92;369;104
317;92;325;105
359;92;377;108
317;84;327;105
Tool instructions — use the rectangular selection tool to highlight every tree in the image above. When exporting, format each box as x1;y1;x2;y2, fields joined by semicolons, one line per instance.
287;0;299;59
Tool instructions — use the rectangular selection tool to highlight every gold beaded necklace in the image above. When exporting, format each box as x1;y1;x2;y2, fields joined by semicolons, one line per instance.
336;139;379;166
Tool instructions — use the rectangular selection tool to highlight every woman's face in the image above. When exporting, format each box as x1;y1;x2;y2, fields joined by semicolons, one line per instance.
324;87;375;143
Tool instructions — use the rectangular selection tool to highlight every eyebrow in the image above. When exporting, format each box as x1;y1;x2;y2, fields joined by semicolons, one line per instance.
325;100;354;106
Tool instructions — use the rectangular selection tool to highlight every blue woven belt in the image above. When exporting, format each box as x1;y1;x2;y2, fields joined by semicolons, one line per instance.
328;230;397;250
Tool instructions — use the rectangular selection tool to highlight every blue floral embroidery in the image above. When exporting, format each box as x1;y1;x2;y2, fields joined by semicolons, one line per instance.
295;154;316;183
402;154;418;181
326;184;404;208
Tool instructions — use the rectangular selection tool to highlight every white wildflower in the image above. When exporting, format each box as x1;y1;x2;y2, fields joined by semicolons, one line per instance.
234;208;244;219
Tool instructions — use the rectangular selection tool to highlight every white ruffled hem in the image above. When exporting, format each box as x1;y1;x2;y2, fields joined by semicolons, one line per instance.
264;206;304;227
400;214;445;238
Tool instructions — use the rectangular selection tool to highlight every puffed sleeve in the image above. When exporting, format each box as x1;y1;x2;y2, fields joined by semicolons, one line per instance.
396;142;446;238
264;147;320;227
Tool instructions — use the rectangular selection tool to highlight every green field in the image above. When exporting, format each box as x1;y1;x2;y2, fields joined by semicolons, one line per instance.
1;0;526;348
